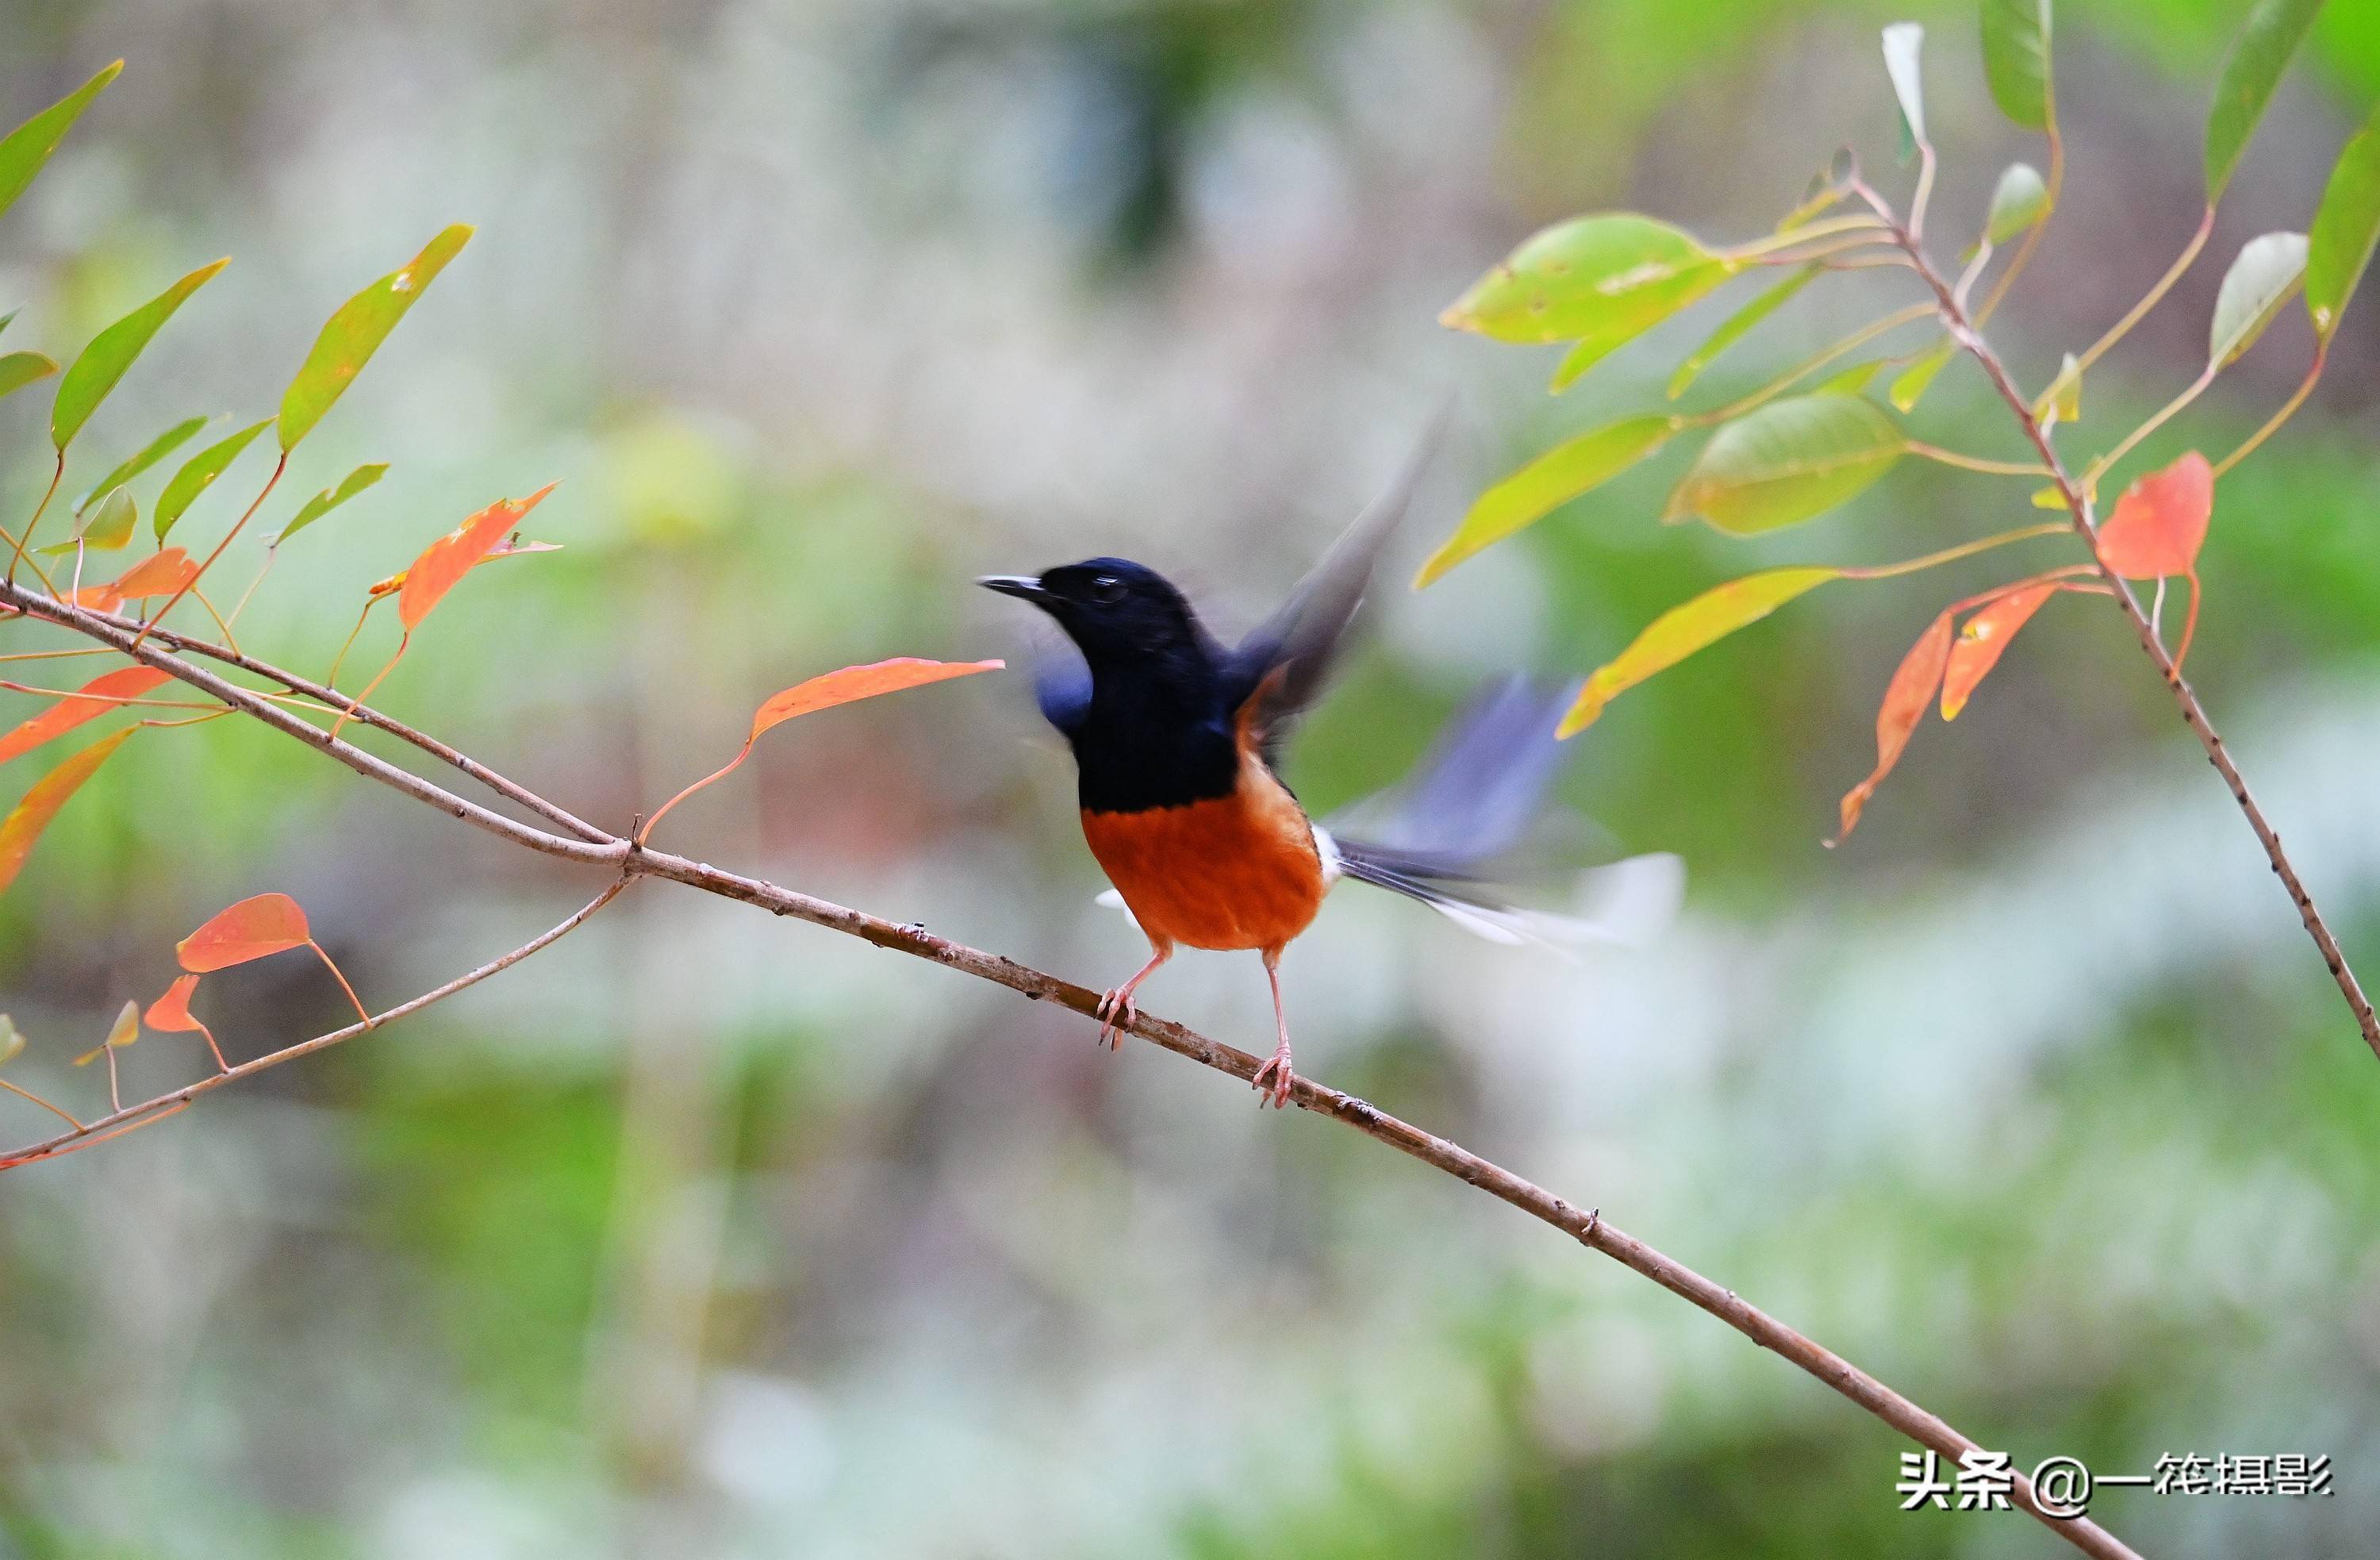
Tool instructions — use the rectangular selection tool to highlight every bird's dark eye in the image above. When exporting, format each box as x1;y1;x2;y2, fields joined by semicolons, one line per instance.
1089;574;1126;604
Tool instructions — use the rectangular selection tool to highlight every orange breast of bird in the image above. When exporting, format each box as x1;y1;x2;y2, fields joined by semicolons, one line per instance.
1080;738;1326;955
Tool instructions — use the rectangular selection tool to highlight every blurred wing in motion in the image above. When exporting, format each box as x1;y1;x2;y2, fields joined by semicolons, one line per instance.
1226;407;1449;764
1323;676;1683;952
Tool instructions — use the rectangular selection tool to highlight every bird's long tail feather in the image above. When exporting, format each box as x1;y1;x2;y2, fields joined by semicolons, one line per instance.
1320;678;1681;951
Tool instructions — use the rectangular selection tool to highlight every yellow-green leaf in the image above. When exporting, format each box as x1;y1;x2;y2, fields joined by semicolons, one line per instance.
1889;340;1955;412
1980;0;2053;131
278;224;472;450
2308;102;2380;341
0;1012;22;1066
1415;417;1676;587
154;418;271;541
1559;567;1839;736
0;61;121;224
1665;394;1906;535
1441;214;1733;381
2209;231;2308;368
1986;162;2049;245
76;999;140;1067
2206;0;2326;204
1668;267;1817;399
52;258;228;451
277;463;390;545
42;484;136;554
0;351;58;402
1814;358;1887;397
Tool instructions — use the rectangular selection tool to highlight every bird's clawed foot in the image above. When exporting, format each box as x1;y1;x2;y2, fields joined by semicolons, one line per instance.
1250;1042;1294;1109
1095;987;1138;1050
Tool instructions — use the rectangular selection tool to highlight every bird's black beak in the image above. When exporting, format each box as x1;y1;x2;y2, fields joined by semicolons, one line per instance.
977;574;1054;606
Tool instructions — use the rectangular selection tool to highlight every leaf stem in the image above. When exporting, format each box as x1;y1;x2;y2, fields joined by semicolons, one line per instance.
1693;302;1937;425
2076;363;2218;494
0;1077;83;1129
130;451;287;651
2212;344;2326;478
1975;121;2063;327
1902;441;2053;477
5;453;65;590
309;940;373;1028
1838;522;2069;582
2070;204;2214;379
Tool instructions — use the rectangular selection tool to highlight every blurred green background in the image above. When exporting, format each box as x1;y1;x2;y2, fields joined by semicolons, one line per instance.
3;1;2378;1555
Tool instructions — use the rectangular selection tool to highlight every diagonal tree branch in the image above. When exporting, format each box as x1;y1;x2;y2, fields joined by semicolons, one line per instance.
0;578;2140;1558
1856;186;2380;1063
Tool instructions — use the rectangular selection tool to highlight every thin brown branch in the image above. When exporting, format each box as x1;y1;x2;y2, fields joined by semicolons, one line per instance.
0;576;2142;1558
0;878;629;1171
1863;188;2380;1062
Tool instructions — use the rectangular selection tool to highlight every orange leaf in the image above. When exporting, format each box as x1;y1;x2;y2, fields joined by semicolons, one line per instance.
178;891;311;972
747;658;1006;743
397;484;558;629
1942;584;2060;720
1834;609;1952;843
2096;451;2212;578
67;585;123;612
0;667;168;766
0;728;135;894
144;974;203;1032
112;545;199;601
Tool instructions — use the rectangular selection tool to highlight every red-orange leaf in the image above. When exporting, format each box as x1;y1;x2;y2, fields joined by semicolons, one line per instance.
397;484;558;629
0;728;135;894
748;658;1006;743
178;892;310;972
1833;609;1952;844
1942;584;2059;720
67;585;123;613
144;974;203;1031
2096;451;2212;578
0;667;168;767
113;545;199;601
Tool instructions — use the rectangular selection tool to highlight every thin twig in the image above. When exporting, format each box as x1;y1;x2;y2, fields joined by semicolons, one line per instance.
0;879;630;1172
1862;186;2380;1062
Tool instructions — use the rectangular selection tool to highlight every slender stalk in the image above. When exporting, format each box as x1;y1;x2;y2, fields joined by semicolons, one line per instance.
2070;204;2214;380
309;939;374;1027
2076;363;2217;494
1903;442;2053;478
1838;524;2069;582
6;452;65;588
0;1077;82;1129
227;548;277;628
130;451;287;651
1694;302;1937;425
2212;345;2326;479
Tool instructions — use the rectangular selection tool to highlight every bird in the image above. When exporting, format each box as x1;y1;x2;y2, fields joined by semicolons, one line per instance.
980;432;1676;1107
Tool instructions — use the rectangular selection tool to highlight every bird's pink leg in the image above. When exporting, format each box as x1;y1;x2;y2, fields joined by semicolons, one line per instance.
1250;947;1294;1109
1096;939;1172;1049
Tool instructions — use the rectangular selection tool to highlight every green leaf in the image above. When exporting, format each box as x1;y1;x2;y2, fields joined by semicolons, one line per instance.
1415;417;1676;587
1442;214;1734;385
44;485;136;554
1881;24;1927;147
1889;340;1955;412
75;415;211;513
1668;267;1818;399
2307;102;2380;341
0;307;17;338
278;224;472;450
0;61;121;225
1814;359;1888;396
1980;0;2053;131
2209;231;2308;367
1560;567;1841;736
0;351;58;402
50;258;228;451
277;462;389;544
1986;163;2050;245
1666;394;1906;535
154;418;271;541
2205;0;2326;204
